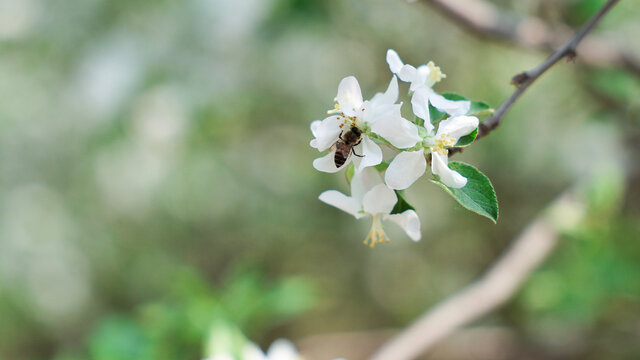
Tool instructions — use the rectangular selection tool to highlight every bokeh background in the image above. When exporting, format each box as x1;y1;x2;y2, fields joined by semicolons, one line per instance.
1;0;640;359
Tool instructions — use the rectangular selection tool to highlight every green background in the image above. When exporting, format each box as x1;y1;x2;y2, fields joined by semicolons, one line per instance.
1;0;639;359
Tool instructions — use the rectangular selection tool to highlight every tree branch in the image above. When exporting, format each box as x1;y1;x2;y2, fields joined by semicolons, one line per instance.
367;4;623;358
418;0;640;76
369;189;587;360
448;0;621;156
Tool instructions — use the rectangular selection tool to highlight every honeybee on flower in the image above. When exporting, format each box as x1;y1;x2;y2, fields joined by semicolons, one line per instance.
310;75;421;173
311;49;497;246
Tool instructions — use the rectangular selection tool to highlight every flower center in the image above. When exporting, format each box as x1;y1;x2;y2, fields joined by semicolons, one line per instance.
432;133;455;154
423;132;455;154
328;99;368;132
363;214;390;248
427;61;446;85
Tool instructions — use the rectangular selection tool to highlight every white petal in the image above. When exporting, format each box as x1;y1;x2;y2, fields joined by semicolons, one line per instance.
242;342;267;360
351;167;384;203
337;76;363;117
370;116;421;149
410;88;433;133
386;49;404;74
362;101;401;126
362;183;397;215
207;355;235;360
314;116;342;151
313;151;347;173
319;190;362;218
397;64;417;83
353;136;382;172
385;209;421;241
429;92;471;116
384;150;427;190
409;65;430;91
435;115;479;142
431;151;467;188
266;339;299;360
310;120;321;137
309;120;322;148
370;76;399;106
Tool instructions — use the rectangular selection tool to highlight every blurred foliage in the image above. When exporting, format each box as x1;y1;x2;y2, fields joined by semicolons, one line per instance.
516;168;640;357
0;0;639;359
87;268;314;360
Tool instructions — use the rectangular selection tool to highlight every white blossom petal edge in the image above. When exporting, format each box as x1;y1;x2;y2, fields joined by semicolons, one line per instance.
311;75;421;173
384;150;427;190
207;339;347;360
311;76;379;172
386;49;470;122
319;168;422;246
385;115;478;189
241;339;300;360
431;152;467;188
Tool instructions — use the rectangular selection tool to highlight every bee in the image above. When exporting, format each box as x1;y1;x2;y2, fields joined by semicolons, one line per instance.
334;125;364;167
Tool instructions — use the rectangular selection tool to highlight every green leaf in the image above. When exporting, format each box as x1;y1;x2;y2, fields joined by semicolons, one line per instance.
345;163;355;185
441;92;467;101
90;317;150;360
428;104;446;124
424;93;493;125
412;114;424;127
431;162;498;222
374;161;389;172
455;128;477;147
469;100;493;117
390;190;416;215
440;93;493;117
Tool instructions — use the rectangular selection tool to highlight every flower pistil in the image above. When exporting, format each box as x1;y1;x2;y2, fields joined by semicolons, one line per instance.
364;214;390;248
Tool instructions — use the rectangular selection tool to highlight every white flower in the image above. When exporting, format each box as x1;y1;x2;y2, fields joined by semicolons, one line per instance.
386;49;470;123
207;338;348;360
205;356;234;360
242;339;301;360
385;115;479;190
205;339;301;360
319;168;421;247
311;76;421;173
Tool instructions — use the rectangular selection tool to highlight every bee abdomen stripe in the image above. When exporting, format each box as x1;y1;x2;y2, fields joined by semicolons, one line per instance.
334;152;347;167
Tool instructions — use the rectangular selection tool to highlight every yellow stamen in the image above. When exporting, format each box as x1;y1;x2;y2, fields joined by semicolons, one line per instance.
327;102;341;114
363;214;390;248
427;61;446;84
436;133;456;147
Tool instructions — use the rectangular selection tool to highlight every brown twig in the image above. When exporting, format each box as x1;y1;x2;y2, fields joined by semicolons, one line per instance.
419;0;640;76
368;3;621;359
369;188;587;360
448;0;621;156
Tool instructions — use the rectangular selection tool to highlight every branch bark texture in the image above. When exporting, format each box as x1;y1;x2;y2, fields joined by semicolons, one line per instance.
369;190;586;360
448;0;621;156
369;2;621;359
420;0;640;76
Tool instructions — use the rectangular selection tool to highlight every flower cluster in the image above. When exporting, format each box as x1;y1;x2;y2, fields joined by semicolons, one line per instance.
312;50;495;247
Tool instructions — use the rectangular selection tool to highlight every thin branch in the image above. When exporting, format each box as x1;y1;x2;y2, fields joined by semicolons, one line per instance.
418;0;640;76
369;4;620;358
369;189;587;360
448;0;621;156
